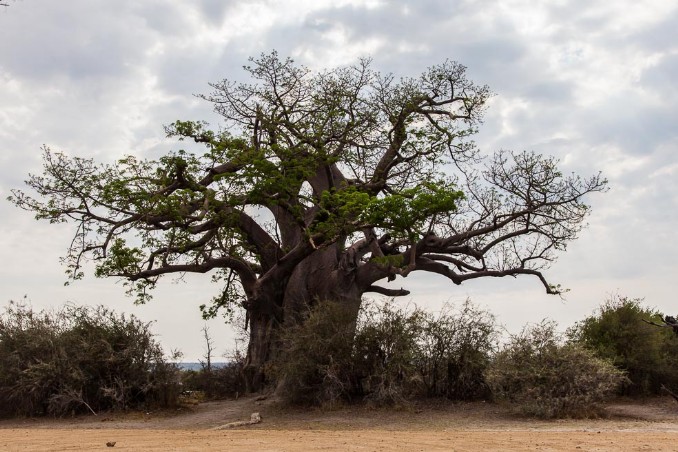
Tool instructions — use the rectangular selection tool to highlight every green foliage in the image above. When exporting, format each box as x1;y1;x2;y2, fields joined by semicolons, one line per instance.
0;301;181;417
95;238;144;278
369;254;405;268
486;321;626;419
273;299;498;406
312;187;373;237
568;296;678;396
361;182;464;239
308;179;463;240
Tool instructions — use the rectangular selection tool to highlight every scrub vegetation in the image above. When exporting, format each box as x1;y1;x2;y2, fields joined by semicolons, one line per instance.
0;301;180;417
1;295;676;419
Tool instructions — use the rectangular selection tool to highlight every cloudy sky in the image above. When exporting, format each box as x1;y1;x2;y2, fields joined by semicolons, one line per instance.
1;0;676;360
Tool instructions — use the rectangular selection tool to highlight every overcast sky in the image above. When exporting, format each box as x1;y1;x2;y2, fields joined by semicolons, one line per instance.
1;0;677;360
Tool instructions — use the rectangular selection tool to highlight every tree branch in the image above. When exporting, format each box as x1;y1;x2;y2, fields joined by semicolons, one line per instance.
365;285;410;297
127;256;257;293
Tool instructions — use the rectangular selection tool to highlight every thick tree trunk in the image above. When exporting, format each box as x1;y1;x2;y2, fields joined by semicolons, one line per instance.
243;245;364;392
284;246;364;329
243;311;276;392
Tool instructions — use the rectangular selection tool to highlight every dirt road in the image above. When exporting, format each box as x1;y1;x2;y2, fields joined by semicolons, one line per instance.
2;429;677;451
2;397;678;451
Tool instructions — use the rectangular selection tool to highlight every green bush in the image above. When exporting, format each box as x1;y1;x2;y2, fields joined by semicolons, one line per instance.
486;321;627;418
0;301;181;417
568;296;678;396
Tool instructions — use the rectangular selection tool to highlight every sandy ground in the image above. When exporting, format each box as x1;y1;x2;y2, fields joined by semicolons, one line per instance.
2;396;678;451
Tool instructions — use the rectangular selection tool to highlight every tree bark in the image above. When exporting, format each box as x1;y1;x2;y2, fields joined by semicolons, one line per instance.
243;244;365;391
244;311;277;392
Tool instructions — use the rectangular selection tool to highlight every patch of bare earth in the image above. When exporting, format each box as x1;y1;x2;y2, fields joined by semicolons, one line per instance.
2;396;678;451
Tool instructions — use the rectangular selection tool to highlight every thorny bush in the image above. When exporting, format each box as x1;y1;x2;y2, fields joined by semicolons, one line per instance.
0;301;181;417
274;299;498;406
273;300;357;406
485;320;627;418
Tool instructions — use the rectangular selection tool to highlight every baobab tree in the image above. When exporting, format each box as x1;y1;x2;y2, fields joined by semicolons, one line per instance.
9;52;606;390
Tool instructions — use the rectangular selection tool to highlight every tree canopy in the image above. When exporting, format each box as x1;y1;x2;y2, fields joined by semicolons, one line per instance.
9;52;607;389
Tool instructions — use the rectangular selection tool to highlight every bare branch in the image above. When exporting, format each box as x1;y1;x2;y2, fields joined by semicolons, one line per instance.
365;285;410;297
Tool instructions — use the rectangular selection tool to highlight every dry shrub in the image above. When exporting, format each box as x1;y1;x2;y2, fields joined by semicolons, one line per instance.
486;320;627;418
180;350;247;400
0;301;181;417
273;300;356;406
353;302;425;405
415;300;497;400
274;299;498;406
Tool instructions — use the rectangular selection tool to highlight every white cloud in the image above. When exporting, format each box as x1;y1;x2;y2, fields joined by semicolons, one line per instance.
292;23;386;68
